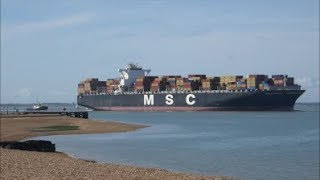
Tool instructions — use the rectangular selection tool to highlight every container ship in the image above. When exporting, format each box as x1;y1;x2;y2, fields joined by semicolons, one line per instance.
77;64;305;111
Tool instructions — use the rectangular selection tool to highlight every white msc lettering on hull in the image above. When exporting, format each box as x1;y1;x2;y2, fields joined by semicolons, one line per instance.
186;94;196;105
144;94;196;106
144;94;154;105
165;94;174;105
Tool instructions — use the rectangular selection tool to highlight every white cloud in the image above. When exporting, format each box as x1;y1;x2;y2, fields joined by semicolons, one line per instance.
48;89;72;96
16;88;32;98
295;77;320;102
295;77;320;88
4;13;95;33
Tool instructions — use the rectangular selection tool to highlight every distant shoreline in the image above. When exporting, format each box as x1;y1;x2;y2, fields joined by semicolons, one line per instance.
0;114;232;180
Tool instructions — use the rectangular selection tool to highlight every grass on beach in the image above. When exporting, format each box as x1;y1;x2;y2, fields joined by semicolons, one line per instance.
0;115;147;141
34;125;80;131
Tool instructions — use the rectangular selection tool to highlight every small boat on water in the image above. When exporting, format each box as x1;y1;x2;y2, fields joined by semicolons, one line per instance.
26;97;48;111
32;103;48;110
26;103;48;111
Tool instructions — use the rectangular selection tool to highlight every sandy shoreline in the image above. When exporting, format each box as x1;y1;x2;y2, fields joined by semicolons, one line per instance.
0;115;233;180
0;114;147;141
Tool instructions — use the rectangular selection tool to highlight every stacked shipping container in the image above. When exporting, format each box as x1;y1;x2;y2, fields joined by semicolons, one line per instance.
97;81;106;93
201;77;220;90
150;77;166;92
246;75;268;89
272;75;294;87
134;76;157;92
106;79;119;93
134;77;144;92
78;73;297;95
166;77;178;91
220;76;243;85
188;74;206;81
176;78;185;91
220;75;243;90
187;75;207;91
84;78;98;94
77;82;85;94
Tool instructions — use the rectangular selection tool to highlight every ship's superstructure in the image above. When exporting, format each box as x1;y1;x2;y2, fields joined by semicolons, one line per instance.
77;64;304;111
118;63;150;92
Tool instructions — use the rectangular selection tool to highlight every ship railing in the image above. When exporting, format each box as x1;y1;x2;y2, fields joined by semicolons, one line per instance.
84;88;272;96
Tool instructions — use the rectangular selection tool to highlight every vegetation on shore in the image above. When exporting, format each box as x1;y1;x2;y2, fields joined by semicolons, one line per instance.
34;125;80;131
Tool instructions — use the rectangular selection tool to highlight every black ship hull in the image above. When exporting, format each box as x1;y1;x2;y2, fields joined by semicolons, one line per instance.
77;90;305;111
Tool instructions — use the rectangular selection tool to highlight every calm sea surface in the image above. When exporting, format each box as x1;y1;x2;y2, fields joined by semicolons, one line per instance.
30;103;319;180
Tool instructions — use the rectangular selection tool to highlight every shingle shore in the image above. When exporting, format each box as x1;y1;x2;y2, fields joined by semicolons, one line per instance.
0;115;233;180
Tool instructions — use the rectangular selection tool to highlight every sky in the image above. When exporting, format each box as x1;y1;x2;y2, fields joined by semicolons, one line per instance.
1;0;319;103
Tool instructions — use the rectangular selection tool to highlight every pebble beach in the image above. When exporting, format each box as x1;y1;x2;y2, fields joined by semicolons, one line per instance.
0;115;232;180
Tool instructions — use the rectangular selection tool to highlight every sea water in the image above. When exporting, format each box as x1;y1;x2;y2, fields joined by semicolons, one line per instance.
32;103;319;180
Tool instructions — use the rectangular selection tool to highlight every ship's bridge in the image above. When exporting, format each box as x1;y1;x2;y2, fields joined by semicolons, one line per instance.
118;64;150;89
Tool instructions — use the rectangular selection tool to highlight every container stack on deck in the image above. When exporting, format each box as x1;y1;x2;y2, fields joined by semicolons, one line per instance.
201;77;220;90
176;78;185;91
97;81;106;93
270;75;299;90
183;81;192;91
77;78;98;94
188;75;208;91
84;78;98;94
247;75;268;90
78;73;299;95
134;76;157;92
236;79;247;90
106;79;119;93
77;78;111;95
166;78;176;91
272;75;294;86
150;77;167;92
163;76;181;91
77;82;85;94
201;79;211;90
134;77;144;92
220;75;243;91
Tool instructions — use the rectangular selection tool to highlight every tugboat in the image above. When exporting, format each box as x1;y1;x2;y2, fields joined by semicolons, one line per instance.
27;97;48;111
31;103;48;110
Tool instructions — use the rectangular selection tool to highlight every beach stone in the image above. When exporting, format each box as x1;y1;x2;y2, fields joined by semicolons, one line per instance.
0;140;55;152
